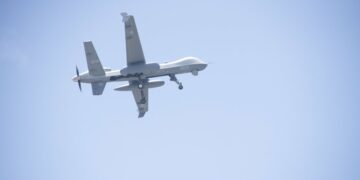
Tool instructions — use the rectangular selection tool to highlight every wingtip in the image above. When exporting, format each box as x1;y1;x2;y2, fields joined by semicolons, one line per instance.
83;40;92;44
138;112;145;118
121;12;130;22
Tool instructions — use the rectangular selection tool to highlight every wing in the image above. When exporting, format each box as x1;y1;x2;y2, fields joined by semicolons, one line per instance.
91;82;106;95
121;13;146;66
84;41;105;76
131;87;148;118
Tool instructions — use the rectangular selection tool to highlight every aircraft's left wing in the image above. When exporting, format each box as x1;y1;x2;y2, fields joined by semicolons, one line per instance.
131;87;148;118
121;12;146;66
91;82;106;95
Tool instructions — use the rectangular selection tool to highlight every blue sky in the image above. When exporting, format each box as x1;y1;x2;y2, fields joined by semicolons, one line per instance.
1;0;360;179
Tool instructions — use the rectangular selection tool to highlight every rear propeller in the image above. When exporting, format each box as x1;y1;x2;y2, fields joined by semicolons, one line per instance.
76;66;82;92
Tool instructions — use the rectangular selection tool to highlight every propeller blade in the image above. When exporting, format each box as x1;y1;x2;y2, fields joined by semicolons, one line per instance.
75;66;82;92
76;66;80;77
78;80;82;92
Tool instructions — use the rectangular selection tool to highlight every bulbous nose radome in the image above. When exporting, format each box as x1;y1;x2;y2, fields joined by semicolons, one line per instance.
199;62;207;71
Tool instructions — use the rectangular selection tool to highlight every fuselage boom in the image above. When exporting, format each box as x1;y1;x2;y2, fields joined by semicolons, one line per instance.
72;57;207;84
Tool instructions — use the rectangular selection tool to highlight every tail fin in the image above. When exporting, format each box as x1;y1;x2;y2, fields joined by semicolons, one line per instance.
91;82;106;95
84;41;105;76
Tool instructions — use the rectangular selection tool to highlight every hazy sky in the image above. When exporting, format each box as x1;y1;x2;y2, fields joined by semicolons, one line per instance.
1;0;359;180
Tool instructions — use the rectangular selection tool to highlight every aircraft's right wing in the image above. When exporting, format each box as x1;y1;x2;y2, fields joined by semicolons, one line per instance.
131;86;148;118
84;41;105;76
121;13;146;66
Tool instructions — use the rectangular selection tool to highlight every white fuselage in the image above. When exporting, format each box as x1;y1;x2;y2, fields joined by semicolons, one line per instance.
72;57;207;83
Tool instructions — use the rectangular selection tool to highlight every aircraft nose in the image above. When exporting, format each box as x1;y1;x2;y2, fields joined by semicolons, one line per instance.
195;58;207;70
200;63;208;70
